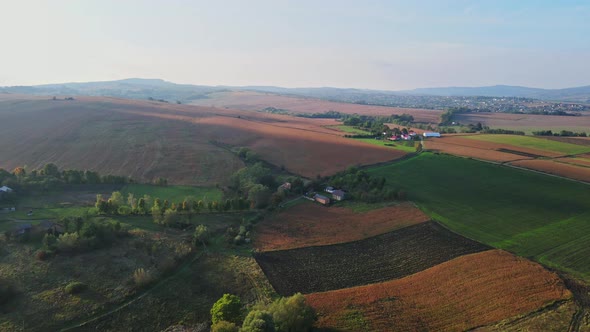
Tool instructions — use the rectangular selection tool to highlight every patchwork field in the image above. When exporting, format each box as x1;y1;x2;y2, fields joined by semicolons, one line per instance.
306;250;572;332
0;96;403;183
191;90;443;123
254;221;490;295
254;201;429;251
368;153;590;281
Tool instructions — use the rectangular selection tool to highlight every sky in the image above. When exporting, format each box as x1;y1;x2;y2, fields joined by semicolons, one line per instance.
0;0;589;90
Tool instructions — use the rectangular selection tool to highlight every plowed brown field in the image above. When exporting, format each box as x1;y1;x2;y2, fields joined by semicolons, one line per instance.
254;201;429;251
306;250;572;332
0;96;403;183
190;91;443;123
510;159;590;183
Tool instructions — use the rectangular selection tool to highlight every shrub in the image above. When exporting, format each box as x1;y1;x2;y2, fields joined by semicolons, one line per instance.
242;310;275;332
0;282;17;308
117;205;132;215
35;249;50;261
57;232;80;252
211;321;239;332
211;294;243;325
133;268;152;288
194;224;210;245
266;293;316;332
65;281;87;294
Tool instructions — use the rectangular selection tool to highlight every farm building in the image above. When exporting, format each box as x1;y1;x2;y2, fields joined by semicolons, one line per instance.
0;186;13;193
332;190;346;201
423;132;441;138
325;187;335;194
314;194;331;205
12;223;32;236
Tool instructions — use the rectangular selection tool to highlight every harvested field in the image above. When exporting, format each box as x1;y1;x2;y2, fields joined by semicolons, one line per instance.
496;148;544;158
190;91;443;123
558;157;590;167
306;250;572;332
544;136;590;147
254;221;490;295
254;201;429;251
0;97;403;183
510;159;590;183
455;112;590;134
475;300;576;332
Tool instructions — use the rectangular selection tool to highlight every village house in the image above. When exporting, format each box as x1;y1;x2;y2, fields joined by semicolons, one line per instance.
331;190;346;201
314;194;330;205
278;182;292;191
324;187;335;194
0;186;13;193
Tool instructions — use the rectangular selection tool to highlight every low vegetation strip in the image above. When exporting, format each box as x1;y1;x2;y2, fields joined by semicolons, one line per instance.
120;184;222;203
367;153;590;281
306;250;572;332
254;201;429;251
254;221;490;295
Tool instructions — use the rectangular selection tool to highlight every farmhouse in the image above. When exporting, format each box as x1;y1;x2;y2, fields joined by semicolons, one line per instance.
332;190;346;201
278;182;292;191
423;132;441;138
314;194;330;205
325;187;335;194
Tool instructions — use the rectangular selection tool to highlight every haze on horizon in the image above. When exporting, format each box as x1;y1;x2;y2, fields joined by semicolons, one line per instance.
1;0;589;90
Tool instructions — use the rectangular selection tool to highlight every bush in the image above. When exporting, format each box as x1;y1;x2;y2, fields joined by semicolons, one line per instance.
211;294;243;325
266;293;315;332
211;321;239;332
242;310;275;332
133;268;152;288
57;232;80;252
35;249;50;261
65;281;87;294
0;282;17;308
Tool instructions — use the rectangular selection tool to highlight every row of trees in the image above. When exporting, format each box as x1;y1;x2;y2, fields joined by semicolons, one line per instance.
533;130;588;137
0;163;131;192
326;166;406;203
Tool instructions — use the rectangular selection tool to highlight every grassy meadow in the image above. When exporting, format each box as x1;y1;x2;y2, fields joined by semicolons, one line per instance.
466;134;590;155
368;152;590;281
355;138;418;153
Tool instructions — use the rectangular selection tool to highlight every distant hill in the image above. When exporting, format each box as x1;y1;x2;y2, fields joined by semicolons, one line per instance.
2;78;590;103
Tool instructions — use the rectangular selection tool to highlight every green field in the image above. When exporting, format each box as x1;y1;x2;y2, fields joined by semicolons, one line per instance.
329;125;372;135
368;153;590;280
466;134;590;155
120;184;222;203
355;138;418;153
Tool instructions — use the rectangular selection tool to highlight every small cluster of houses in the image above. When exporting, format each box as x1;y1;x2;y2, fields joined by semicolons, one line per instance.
312;187;346;205
387;130;418;141
10;220;64;237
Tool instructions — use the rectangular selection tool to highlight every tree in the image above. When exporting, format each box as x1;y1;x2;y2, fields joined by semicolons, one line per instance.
137;198;146;214
266;293;315;332
211;321;239;332
12;167;26;178
41;163;60;177
162;209;178;226
194;224;209;245
211;294;243;325
248;184;272;209
109;191;125;207
242;310;275;332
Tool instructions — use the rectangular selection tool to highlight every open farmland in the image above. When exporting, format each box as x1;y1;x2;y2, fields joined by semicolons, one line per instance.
511;159;590;182
0;96;403;182
254;221;489;295
455;112;590;134
368;153;590;281
306;250;572;332
191;90;443;123
120;184;222;203
466;134;590;156
254;201;429;251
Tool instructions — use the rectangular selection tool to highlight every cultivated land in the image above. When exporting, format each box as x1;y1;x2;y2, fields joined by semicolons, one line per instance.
0;97;403;182
254;201;429;251
190;90;443;123
511;159;590;182
455;112;590;134
306;250;572;332
368;153;590;281
254;221;490;295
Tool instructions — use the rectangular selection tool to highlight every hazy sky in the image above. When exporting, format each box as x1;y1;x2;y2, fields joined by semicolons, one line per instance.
1;0;589;90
